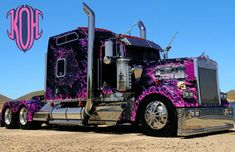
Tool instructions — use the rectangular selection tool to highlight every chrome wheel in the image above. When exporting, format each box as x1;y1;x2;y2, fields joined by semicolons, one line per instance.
19;107;28;126
4;108;12;125
144;101;168;130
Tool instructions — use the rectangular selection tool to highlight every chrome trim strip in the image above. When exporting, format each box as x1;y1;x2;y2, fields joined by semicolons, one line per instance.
46;98;86;102
193;58;201;104
88;120;116;125
99;97;125;102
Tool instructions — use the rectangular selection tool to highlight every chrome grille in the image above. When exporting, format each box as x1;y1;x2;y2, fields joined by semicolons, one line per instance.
197;61;220;106
198;67;219;104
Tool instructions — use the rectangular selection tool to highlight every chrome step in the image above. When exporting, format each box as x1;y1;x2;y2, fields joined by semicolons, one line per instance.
49;119;83;126
88;102;126;125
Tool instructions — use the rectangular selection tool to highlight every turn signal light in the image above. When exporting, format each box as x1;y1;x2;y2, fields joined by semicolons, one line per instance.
188;110;200;118
183;91;194;99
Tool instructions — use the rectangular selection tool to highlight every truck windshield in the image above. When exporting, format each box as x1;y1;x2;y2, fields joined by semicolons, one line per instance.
125;46;160;65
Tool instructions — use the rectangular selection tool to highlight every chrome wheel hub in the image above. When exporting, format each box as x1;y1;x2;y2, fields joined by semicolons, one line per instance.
144;101;168;130
4;108;12;125
19;107;28;125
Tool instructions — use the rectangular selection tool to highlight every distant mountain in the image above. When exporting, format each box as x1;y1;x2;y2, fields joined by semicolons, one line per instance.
17;90;44;100
227;90;235;102
0;94;11;109
0;94;11;102
0;91;44;111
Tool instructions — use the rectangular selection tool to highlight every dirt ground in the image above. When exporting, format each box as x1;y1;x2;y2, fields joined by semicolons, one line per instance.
1;126;235;152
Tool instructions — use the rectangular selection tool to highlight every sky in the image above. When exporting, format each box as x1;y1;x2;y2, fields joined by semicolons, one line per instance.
0;0;235;99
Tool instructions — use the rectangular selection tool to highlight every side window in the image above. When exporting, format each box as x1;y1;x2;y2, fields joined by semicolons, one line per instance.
56;58;66;78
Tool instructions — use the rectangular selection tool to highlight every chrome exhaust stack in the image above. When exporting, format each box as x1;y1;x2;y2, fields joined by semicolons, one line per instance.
138;21;146;39
83;3;95;116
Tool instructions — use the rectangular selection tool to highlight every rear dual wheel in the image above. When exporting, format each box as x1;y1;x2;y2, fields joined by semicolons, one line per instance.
18;107;42;129
19;107;34;129
3;106;39;129
3;107;18;129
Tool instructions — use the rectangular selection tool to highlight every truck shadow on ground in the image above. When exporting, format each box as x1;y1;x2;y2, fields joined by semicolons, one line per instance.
183;130;235;139
41;124;235;138
47;125;143;135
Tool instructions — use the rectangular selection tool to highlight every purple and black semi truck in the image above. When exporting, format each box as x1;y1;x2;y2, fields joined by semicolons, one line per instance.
0;3;234;136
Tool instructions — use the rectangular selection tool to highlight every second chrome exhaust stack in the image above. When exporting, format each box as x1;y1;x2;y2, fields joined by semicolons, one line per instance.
138;21;146;39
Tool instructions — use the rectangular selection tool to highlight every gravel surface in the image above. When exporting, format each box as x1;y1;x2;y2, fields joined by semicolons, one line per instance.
0;126;235;152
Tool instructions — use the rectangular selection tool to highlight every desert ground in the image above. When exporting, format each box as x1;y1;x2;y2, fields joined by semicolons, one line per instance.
1;125;235;152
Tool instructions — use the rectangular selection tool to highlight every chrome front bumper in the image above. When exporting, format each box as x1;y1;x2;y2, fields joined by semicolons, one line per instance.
177;107;234;136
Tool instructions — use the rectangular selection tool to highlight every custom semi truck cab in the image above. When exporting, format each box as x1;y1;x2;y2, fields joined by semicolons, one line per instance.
0;3;233;136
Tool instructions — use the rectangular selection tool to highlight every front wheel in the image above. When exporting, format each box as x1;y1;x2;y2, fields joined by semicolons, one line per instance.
141;99;177;136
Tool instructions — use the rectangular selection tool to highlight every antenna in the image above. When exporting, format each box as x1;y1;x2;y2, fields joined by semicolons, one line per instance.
125;21;138;36
163;32;178;59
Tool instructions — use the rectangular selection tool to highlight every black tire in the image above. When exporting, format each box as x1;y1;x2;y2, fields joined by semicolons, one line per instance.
18;107;36;129
3;107;19;129
140;97;177;136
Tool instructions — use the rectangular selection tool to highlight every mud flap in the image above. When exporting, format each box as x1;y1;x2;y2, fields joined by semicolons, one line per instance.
0;112;2;127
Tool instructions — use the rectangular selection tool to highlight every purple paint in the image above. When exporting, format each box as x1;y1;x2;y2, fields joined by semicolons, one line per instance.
45;30;88;101
184;59;195;81
130;58;199;122
45;27;116;102
1;100;44;122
